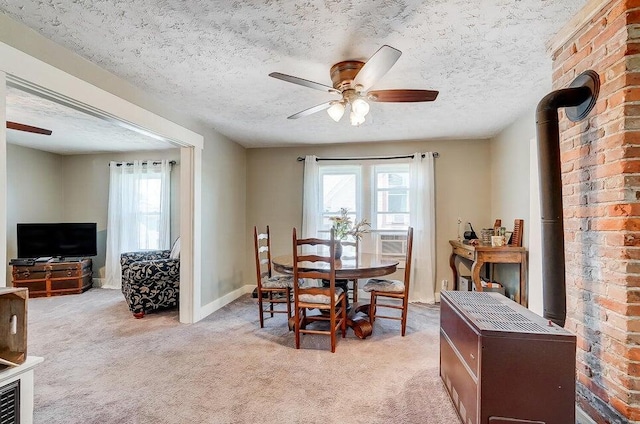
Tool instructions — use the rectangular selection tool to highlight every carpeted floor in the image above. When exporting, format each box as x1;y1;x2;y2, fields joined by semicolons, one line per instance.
27;288;460;424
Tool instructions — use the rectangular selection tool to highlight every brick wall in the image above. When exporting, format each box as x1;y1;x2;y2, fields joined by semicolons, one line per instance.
552;1;640;422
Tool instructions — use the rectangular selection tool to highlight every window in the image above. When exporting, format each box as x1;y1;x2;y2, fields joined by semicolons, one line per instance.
374;165;410;230
374;164;410;261
319;165;361;233
317;162;410;259
303;153;436;302
132;174;163;249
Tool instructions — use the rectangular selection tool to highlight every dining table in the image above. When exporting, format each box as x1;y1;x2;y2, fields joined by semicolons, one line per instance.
271;253;399;339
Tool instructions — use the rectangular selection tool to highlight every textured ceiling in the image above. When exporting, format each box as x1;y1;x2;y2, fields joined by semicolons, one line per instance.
6;86;175;154
0;0;588;148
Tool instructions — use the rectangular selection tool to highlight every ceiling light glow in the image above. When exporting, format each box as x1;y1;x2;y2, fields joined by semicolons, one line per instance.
350;111;365;126
327;102;346;122
351;98;370;118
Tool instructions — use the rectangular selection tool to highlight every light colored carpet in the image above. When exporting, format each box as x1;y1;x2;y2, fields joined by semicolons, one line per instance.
27;289;460;424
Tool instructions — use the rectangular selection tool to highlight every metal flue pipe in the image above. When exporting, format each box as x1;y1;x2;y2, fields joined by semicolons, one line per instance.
536;70;600;327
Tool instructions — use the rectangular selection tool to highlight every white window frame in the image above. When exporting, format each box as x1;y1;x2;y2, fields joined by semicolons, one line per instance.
316;162;411;263
133;172;164;250
373;163;410;231
372;163;411;264
318;165;362;236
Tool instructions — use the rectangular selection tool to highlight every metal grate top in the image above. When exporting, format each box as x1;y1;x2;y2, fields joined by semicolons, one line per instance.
442;291;572;335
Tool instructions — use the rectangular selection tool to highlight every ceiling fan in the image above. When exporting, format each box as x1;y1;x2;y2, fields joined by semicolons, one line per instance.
269;45;439;126
6;121;52;135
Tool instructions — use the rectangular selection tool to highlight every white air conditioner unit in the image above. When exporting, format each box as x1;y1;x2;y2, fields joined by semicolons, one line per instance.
377;234;407;268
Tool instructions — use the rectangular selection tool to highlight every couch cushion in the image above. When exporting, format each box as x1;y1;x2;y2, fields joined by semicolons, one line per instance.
363;278;405;293
298;287;344;304
261;274;294;289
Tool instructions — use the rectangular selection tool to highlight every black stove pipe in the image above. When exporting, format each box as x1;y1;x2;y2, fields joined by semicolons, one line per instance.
535;70;599;327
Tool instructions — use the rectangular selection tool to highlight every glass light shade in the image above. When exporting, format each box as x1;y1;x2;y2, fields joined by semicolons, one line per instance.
350;111;365;126
351;98;370;117
327;102;345;122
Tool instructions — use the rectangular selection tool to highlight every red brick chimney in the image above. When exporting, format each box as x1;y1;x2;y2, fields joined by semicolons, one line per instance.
551;0;640;422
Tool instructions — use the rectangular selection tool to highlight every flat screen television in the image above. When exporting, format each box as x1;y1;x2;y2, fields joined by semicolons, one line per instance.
17;223;97;259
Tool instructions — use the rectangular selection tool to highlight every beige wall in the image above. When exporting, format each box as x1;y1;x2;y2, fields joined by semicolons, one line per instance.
246;139;492;299
61;150;181;280
489;108;536;301
200;132;247;305
489;108;533;235
6;144;65;282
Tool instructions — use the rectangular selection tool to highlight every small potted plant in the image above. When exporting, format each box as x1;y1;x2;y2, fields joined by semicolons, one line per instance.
329;208;371;258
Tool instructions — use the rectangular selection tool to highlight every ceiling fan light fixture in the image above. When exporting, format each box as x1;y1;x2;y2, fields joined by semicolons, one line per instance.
327;101;346;122
351;98;370;118
350;111;365;126
269;45;439;125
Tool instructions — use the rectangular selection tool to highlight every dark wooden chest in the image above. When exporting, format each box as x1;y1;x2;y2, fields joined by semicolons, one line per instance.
12;258;92;298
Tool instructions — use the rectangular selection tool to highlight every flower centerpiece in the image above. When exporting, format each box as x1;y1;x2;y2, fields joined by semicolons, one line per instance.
328;208;371;258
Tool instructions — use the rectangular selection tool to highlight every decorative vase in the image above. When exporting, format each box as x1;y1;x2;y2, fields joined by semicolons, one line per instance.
334;240;343;259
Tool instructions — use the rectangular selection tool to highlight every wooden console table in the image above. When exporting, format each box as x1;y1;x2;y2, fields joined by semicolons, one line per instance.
449;240;528;306
12;259;92;298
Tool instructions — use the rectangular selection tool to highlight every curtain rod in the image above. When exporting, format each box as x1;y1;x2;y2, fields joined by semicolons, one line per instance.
295;153;439;162
109;160;177;167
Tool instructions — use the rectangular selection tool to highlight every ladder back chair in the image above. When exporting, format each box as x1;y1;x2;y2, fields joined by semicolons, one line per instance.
254;226;293;328
363;227;414;336
509;219;524;247
292;228;347;353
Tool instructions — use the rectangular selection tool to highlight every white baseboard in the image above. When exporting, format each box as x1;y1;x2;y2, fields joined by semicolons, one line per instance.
197;284;255;321
576;406;596;424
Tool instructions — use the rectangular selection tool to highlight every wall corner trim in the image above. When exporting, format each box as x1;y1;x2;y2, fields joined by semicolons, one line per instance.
196;285;255;322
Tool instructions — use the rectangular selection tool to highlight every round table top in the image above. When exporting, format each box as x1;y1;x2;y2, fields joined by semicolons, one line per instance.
272;253;399;280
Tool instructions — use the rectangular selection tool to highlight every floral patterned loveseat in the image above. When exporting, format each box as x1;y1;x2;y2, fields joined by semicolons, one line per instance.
120;249;180;318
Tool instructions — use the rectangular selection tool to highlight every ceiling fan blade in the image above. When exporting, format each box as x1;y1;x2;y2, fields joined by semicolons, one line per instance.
269;72;339;94
287;102;333;119
368;89;439;103
353;45;402;91
6;121;53;135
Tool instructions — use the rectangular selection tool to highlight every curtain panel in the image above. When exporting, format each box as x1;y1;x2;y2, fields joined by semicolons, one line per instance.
409;152;436;303
302;155;319;238
104;160;171;289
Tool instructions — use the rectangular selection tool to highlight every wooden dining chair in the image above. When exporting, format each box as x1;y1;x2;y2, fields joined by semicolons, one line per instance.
363;227;414;336
340;238;359;302
292;228;347;353
509;219;524;247
254;226;293;328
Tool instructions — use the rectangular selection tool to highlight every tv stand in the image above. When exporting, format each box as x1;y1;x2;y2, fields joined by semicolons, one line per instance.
11;258;92;298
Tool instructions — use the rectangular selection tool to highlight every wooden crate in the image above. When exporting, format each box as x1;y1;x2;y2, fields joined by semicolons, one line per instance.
0;288;28;368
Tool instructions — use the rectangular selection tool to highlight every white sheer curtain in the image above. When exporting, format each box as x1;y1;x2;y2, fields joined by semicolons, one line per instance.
104;160;172;289
302;155;320;238
409;152;436;303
